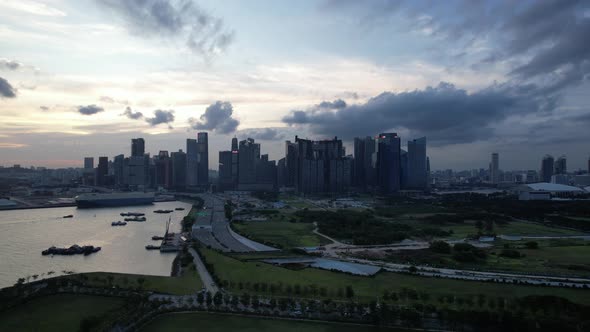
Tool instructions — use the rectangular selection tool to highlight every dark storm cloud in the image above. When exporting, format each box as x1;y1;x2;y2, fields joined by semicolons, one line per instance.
189;101;239;134
122;106;144;120
0;77;17;98
318;99;347;109
238;128;285;141
283;82;547;146
0;58;22;71
95;0;234;58
145;109;175;126
77;105;104;115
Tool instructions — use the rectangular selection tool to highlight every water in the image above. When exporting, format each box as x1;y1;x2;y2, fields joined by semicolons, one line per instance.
0;201;192;289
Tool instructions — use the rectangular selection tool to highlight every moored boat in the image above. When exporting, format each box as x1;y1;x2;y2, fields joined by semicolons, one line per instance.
111;221;127;226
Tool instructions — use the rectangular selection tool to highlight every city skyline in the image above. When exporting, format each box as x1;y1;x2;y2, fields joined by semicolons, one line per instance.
1;1;590;170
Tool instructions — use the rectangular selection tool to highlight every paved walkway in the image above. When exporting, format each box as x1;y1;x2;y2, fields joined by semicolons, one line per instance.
188;247;219;293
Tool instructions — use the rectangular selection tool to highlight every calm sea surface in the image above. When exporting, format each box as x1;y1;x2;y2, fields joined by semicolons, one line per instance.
0;200;192;289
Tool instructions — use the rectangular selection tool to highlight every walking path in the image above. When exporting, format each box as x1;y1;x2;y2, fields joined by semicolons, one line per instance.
188;247;219;294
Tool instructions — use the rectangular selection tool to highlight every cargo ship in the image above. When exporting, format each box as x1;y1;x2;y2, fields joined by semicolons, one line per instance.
75;192;155;208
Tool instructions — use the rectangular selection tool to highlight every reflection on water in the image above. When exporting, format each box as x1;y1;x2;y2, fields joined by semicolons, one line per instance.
0;201;192;289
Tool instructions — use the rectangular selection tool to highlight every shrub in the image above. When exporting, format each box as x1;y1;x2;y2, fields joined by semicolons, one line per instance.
500;249;522;258
430;240;451;254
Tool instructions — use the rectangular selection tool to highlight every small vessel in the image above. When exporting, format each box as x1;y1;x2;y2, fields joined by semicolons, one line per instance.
145;245;161;250
152;235;164;240
175;207;185;211
111;221;127;226
120;212;146;217
42;244;101;256
124;216;146;222
62;215;73;218
153;209;173;214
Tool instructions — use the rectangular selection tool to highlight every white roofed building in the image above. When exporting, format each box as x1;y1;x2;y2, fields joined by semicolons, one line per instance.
516;182;585;200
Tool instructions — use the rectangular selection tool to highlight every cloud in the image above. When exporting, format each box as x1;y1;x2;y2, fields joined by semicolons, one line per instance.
77;105;104;115
122;106;144;120
39;106;49;111
0;77;17;98
95;0;235;58
0;58;22;70
189;101;239;134
283;82;549;146
317;99;347;109
145;109;175;127
238;128;285;141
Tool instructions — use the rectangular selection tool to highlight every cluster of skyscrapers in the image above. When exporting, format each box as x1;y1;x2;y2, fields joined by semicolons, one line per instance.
221;133;430;195
83;134;209;191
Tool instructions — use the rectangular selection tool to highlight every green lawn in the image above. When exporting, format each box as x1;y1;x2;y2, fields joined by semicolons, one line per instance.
200;247;590;306
68;267;202;295
142;312;406;332
0;294;124;332
232;220;331;248
440;220;583;239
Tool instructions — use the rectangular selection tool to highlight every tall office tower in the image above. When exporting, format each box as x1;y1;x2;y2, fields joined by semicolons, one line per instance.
353;137;366;187
426;156;431;188
231;137;238;151
400;149;408;189
186;138;198;186
171;150;187;190
285;141;298;187
84;157;94;170
554;155;567;175
128;155;148;186
131;138;145;157
256;154;278;190
218;151;234;191
238;138;259;187
197;132;209;185
376;133;401;194
541;155;554;182
277;158;286;188
407;137;427;189
113;154;124;186
588;155;590;174
490;152;499;184
96;156;108;186
154;151;172;188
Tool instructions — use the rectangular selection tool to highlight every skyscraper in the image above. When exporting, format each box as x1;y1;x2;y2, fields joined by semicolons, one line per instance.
231;137;238;151
407;137;427;189
113;154;125;186
285;140;298;187
588;155;590;174
353;136;376;189
541;155;554;182
554;155;567;175
186;138;198;186
376;133;401;194
197;132;209;185
218;150;233;191
490;152;499;184
171;150;187;190
131;138;145;157
96;156;108;186
238;138;259;187
154;151;172;188
84;157;94;170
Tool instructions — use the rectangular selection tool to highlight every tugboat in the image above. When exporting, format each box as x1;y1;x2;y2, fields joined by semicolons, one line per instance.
145;245;161;250
111;221;127;226
175;207;185;211
152;235;164;240
62;215;74;218
42;244;101;256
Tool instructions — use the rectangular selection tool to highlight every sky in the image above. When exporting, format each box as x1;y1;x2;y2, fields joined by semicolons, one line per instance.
0;0;589;171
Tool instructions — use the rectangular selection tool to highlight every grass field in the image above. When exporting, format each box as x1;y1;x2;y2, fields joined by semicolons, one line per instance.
438;220;583;239
232;220;332;248
68;267;202;295
200;247;590;306
0;294;124;332
142;312;406;332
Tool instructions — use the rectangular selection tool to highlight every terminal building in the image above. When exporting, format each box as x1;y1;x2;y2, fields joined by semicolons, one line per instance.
516;182;585;200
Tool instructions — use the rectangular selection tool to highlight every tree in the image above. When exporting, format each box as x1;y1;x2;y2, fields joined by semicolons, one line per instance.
206;291;213;306
408;266;418;273
429;240;451;254
525;241;539;249
345;285;355;299
197;292;204;305
213;292;223;306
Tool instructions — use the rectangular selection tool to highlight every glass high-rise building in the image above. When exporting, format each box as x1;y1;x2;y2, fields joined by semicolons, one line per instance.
407;137;427;189
197;132;209;185
376;133;401;194
131;138;145;157
186;138;198;186
541;155;554;182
